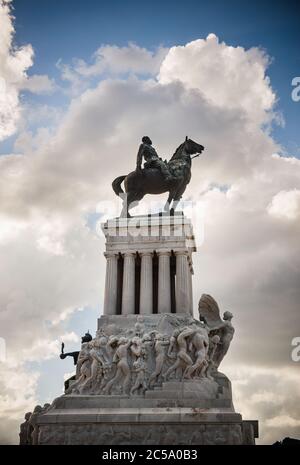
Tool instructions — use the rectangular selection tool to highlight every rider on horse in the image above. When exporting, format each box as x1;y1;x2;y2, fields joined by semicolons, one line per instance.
112;136;204;217
136;136;175;182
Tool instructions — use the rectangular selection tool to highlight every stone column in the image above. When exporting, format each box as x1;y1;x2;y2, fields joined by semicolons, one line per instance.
157;251;171;313
121;252;136;315
103;252;118;315
140;251;153;315
175;250;190;314
188;268;193;316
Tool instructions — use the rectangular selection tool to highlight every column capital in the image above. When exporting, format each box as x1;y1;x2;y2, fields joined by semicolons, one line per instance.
156;250;172;257
139;250;153;257
174;249;189;257
123;251;136;258
104;251;118;259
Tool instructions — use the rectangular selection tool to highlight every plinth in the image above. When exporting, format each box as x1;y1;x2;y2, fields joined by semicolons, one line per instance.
34;213;258;445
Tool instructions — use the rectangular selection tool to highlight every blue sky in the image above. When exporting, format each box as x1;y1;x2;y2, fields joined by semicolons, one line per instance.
12;0;300;155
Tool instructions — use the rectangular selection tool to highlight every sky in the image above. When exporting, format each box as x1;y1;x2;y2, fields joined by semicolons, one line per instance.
0;0;300;445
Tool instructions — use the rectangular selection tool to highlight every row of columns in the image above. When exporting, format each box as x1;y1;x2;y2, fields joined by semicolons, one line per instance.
103;250;193;316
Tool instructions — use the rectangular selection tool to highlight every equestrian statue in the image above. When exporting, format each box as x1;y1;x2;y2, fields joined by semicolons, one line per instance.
112;136;204;217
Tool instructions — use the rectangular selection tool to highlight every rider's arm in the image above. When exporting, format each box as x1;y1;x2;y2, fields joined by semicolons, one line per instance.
136;143;144;170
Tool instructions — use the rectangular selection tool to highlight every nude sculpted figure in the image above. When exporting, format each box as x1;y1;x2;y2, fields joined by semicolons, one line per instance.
163;327;196;381
149;333;169;387
104;337;131;395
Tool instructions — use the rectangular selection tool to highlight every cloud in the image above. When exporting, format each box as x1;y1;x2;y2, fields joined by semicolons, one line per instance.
267;189;300;220
20;74;56;94
0;362;39;444
0;1;56;141
0;0;33;140
159;33;275;126
74;42;168;77
224;365;300;444
0;29;299;445
56;43;168;96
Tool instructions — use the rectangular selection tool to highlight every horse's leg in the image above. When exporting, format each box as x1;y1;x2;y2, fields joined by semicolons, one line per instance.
170;182;186;214
120;194;129;218
127;191;144;217
164;191;174;213
170;197;181;215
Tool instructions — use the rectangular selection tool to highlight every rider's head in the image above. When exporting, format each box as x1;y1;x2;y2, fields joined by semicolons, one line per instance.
142;136;152;145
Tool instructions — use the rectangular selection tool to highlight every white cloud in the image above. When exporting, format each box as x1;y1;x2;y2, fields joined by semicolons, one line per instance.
0;0;33;140
57;43;168;96
159;33;275;125
266;415;300;428
224;365;300;444
267;189;300;220
75;42;168;77
0;1;56;141
20;74;56;94
0;362;39;444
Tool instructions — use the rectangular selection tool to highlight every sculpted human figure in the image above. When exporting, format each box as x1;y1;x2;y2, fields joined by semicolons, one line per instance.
141;332;154;375
104;337;131;395
136;136;174;182
68;342;92;394
134;319;145;337
163;327;196;381
130;358;147;395
19;412;33;445
130;335;143;360
42;403;51;412
78;337;109;393
113;136;204;217
75;341;91;378
198;295;235;369
213;311;235;368
149;333;169;387
184;328;209;379
105;334;119;380
167;329;180;359
141;332;153;353
29;405;43;445
106;335;119;362
205;334;220;379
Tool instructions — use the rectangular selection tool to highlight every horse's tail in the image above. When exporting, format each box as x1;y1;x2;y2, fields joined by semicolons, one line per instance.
112;175;126;197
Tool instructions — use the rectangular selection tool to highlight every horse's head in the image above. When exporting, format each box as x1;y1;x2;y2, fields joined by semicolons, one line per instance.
170;136;205;163
184;136;204;156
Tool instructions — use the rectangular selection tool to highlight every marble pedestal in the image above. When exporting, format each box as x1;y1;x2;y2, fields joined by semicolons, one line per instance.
31;213;259;445
36;314;258;445
36;403;258;445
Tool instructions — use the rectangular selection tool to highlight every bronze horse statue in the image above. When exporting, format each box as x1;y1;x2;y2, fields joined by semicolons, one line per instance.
112;137;204;217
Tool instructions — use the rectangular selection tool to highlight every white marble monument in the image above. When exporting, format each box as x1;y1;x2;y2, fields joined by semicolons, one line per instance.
24;212;258;445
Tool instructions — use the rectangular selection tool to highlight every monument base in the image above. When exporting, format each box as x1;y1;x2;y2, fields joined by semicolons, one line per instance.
36;400;258;445
34;313;258;445
36;372;258;445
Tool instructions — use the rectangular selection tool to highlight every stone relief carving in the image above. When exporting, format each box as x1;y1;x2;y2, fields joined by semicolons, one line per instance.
19;403;51;445
36;423;243;445
64;299;234;397
198;294;235;375
19;412;33;445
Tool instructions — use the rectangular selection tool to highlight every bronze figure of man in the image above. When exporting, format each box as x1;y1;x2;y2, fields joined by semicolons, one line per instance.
136;136;174;182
